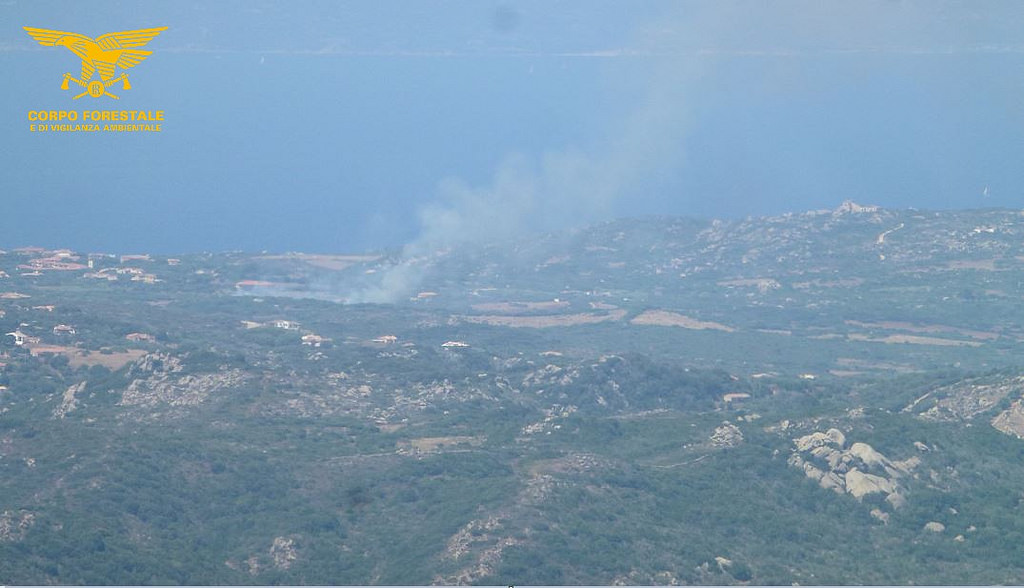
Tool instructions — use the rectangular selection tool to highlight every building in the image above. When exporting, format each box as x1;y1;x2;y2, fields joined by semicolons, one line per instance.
722;393;751;404
235;280;275;290
372;335;398;344
52;324;76;336
17;258;86;271
84;270;118;281
273;320;299;330
441;341;470;348
5;331;26;346
301;334;331;347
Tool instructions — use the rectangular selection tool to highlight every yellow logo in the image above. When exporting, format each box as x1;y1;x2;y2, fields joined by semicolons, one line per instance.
24;26;167;99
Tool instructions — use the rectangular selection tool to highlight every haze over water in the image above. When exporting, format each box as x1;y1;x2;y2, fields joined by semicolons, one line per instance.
3;1;1023;253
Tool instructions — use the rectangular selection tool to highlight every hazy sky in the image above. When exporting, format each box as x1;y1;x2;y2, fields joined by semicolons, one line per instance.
2;1;1023;253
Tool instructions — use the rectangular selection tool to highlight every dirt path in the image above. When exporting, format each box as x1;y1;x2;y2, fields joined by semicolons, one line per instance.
876;223;904;245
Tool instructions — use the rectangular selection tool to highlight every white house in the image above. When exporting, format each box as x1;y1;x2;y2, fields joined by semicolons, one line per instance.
301;334;330;347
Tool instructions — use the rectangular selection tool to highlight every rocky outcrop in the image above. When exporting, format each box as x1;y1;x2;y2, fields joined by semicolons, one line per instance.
793;428;846;452
992;399;1024;439
270;536;298;570
245;556;260;576
436;516;523;585
519;404;577;437
844;469;895;498
53;381;86;419
709;422;744;448
833;200;880;216
229;535;300;576
522;364;579;389
122;370;247;407
432;452;599;585
0;510;34;542
128;352;183;378
788;429;914;512
120;353;247;408
906;375;1024;422
870;508;890;524
906;375;1024;441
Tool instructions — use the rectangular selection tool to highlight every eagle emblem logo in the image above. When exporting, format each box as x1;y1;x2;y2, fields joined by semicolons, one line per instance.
23;26;168;99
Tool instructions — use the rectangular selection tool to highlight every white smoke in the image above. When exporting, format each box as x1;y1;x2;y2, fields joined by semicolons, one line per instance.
344;53;694;304
346;0;972;304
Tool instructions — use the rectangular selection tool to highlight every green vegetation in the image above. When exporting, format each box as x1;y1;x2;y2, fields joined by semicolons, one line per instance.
3;208;1024;583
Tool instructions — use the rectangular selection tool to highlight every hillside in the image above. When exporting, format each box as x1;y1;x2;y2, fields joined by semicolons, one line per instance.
3;204;1024;584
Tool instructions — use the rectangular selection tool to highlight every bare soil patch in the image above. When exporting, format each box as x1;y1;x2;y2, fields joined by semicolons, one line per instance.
470;300;570;314
945;259;998;271
836;357;918;373
846;320;999;341
630;310;735;332
27;346;146;369
460;309;626;328
717;278;780;288
847;333;981;347
399;436;484;453
792;278;864;289
255;253;381;271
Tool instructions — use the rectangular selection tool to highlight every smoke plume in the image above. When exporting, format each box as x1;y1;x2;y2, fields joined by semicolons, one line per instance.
346;0;979;303
346;53;693;302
